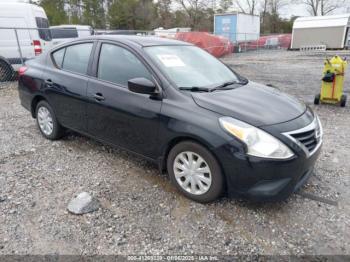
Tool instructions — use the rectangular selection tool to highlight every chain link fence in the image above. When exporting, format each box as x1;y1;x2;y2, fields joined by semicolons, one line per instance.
0;27;292;88
0;26;53;87
0;27;24;86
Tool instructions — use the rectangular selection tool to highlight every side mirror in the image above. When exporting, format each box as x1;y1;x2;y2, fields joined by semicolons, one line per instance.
128;78;157;95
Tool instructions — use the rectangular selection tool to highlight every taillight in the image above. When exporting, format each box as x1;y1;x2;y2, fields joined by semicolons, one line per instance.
18;66;28;76
33;40;42;56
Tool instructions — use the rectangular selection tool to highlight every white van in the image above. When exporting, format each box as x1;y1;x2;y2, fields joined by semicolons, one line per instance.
0;1;52;80
50;25;94;45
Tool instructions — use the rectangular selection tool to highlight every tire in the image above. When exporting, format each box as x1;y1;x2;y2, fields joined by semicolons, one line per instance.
314;94;320;105
35;100;65;140
0;59;14;82
167;141;224;203
341;94;347;107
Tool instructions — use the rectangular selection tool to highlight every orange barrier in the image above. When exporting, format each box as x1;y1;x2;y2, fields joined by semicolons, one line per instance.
175;32;234;57
239;34;292;51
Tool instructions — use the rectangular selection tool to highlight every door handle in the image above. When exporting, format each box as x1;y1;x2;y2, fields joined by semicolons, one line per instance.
45;79;53;87
93;93;105;101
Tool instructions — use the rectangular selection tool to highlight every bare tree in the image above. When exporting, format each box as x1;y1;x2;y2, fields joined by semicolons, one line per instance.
267;0;288;33
269;0;287;14
156;0;174;28
218;0;233;11
175;0;211;29
234;0;259;15
320;0;344;15
296;0;345;16
260;0;268;32
301;0;319;15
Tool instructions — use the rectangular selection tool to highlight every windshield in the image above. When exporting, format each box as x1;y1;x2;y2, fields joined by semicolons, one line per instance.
144;45;239;88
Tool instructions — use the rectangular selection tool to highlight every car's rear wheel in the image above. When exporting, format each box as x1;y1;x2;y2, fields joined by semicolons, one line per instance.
36;100;65;140
167;141;224;203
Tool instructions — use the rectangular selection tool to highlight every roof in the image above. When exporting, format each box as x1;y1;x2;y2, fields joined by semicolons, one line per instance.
0;1;43;9
293;14;350;29
214;12;260;18
86;35;191;47
50;25;92;29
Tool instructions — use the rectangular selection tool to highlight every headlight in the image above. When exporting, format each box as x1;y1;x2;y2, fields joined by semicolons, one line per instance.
315;115;323;140
219;117;294;159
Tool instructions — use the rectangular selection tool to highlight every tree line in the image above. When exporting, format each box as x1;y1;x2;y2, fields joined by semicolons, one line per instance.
39;0;346;34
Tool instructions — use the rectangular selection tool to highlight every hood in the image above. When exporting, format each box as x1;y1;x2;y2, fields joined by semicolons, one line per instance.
191;81;306;127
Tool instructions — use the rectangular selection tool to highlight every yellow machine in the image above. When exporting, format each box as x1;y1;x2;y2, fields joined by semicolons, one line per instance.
314;55;347;107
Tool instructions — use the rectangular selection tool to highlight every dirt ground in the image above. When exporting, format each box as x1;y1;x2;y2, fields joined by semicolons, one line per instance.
0;50;350;256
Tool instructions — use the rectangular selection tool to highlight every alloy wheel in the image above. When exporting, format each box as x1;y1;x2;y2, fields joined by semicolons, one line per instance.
37;106;54;136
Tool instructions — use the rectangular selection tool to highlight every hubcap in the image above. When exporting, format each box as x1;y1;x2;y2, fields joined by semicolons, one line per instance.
173;151;212;195
37;107;53;136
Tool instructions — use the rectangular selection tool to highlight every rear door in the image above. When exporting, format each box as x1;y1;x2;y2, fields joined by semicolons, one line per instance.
86;41;162;158
43;41;95;132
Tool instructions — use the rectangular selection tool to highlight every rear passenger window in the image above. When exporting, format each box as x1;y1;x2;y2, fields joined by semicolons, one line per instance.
62;43;93;74
98;44;152;86
52;48;65;68
51;28;78;39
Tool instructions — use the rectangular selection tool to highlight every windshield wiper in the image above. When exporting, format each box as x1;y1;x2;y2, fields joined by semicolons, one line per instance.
179;86;210;92
178;79;248;93
210;79;248;92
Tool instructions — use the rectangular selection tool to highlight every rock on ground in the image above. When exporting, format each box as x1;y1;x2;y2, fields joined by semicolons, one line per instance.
67;192;100;215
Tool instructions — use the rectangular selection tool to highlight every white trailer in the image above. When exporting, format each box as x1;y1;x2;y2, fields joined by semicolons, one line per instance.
291;14;350;49
214;12;260;43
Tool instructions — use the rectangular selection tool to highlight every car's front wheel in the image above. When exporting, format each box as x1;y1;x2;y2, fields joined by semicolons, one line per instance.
167;141;224;203
36;100;65;140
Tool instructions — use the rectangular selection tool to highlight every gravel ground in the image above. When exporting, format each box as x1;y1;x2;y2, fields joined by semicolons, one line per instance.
0;50;350;256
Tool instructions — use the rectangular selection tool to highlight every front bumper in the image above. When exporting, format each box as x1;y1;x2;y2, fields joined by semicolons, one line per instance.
244;165;315;201
222;144;321;201
214;112;322;201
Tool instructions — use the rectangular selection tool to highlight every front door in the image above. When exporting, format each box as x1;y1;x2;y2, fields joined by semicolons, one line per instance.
86;42;162;159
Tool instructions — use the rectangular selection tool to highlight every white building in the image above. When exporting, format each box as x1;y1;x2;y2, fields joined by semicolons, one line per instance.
291;14;350;49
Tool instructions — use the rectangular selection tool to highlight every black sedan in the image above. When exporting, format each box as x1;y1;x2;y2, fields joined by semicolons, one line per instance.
18;35;323;203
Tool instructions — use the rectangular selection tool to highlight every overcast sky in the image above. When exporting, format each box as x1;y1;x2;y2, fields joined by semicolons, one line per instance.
11;0;350;20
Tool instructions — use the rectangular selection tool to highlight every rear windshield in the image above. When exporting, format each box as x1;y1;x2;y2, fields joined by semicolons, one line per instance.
35;17;52;41
51;28;79;39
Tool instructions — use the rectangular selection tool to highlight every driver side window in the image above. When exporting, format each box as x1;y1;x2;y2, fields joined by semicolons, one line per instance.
97;43;152;87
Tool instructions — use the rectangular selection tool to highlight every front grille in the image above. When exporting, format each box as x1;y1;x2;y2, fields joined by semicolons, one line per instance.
283;116;322;156
290;129;318;153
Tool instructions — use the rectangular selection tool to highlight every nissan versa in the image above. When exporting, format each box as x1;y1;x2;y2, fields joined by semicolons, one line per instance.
18;36;323;203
